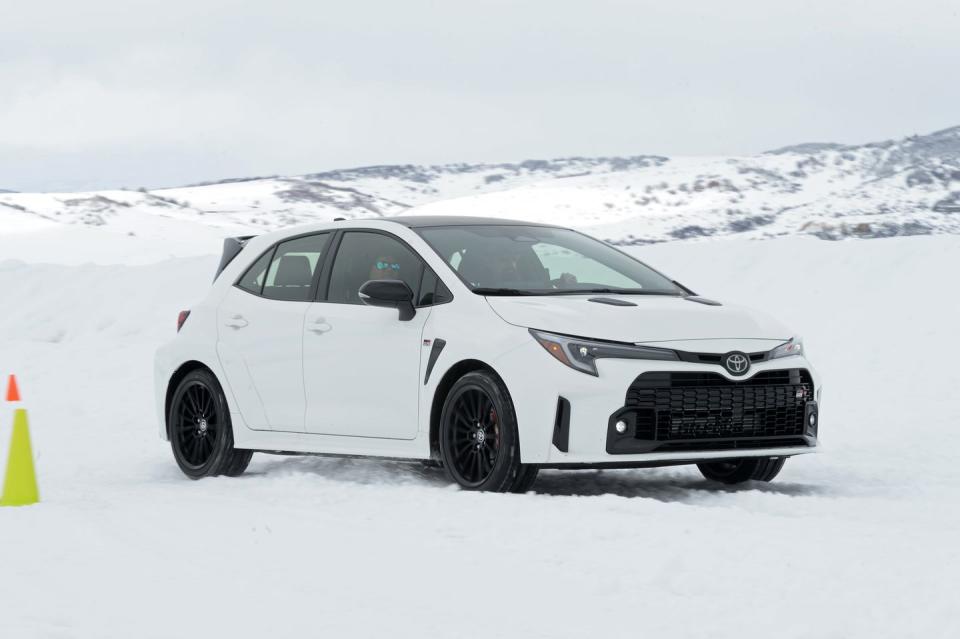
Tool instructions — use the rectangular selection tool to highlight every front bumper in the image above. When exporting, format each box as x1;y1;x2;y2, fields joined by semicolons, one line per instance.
495;340;821;465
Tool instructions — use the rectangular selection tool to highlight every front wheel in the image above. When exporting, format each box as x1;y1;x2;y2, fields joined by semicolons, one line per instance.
168;369;253;479
697;457;786;485
439;371;538;492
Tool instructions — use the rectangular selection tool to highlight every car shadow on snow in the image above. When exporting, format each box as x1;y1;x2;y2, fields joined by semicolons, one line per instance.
245;454;829;502
246;454;452;488
529;469;829;502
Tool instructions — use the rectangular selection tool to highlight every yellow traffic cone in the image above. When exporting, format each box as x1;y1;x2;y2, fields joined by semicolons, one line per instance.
0;409;40;507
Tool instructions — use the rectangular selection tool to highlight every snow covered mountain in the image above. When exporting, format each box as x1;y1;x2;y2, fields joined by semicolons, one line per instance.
3;125;960;245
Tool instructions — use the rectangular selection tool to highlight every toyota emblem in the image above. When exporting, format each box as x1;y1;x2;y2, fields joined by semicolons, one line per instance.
723;352;750;376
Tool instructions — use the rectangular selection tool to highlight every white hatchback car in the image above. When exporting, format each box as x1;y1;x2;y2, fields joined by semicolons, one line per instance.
155;216;821;491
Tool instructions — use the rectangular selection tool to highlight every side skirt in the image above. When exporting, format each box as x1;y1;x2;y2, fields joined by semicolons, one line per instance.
231;412;433;460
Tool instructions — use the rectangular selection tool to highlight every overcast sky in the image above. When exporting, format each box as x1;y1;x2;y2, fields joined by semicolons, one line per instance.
1;0;958;192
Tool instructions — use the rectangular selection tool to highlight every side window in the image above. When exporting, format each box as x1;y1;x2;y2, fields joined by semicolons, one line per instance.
236;248;274;295
327;232;424;305
416;267;453;307
261;233;331;301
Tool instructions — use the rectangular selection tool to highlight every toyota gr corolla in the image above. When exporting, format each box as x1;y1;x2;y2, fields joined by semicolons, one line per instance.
155;216;821;491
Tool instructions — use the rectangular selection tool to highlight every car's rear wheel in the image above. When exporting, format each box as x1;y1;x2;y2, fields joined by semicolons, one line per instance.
697;457;786;485
169;369;253;479
439;371;538;492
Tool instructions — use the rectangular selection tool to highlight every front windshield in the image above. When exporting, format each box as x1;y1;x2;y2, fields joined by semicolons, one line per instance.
417;225;682;296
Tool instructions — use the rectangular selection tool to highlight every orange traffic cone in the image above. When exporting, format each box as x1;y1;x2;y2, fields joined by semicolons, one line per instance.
6;375;20;402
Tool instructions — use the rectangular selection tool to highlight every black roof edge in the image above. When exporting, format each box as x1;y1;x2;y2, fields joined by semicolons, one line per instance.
382;215;558;229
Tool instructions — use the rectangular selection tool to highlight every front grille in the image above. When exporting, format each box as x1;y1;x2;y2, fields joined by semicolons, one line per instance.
614;369;814;453
675;350;769;365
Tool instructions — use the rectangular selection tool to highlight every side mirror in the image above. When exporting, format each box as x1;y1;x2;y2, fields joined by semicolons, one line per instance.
359;280;416;321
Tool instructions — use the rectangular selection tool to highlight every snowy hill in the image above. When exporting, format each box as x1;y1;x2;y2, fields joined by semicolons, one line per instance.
2;126;960;249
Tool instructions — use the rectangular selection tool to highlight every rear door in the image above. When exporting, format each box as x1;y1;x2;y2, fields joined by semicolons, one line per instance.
216;233;331;432
302;230;437;439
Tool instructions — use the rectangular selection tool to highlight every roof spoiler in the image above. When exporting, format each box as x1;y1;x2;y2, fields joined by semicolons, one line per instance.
214;235;256;281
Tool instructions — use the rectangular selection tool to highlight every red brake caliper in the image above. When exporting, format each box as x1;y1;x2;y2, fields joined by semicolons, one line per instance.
489;407;500;447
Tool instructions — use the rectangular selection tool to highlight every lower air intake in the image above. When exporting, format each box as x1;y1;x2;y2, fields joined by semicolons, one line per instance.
608;369;815;454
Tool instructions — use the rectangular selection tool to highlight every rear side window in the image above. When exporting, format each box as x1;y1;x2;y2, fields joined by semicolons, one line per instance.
237;233;331;301
262;234;331;301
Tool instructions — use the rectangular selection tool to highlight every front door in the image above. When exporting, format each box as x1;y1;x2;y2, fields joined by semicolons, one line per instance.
303;231;429;439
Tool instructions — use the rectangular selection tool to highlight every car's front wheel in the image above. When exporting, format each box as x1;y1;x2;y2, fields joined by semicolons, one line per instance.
697;457;786;485
439;371;538;492
168;368;252;479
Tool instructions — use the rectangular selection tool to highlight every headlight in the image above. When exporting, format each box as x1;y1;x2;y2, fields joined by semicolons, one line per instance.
529;329;678;376
769;337;803;360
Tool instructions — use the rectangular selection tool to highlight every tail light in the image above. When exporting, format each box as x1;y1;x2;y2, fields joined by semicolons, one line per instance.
177;310;191;332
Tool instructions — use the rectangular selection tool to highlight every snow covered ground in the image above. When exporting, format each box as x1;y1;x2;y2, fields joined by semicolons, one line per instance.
1;227;959;638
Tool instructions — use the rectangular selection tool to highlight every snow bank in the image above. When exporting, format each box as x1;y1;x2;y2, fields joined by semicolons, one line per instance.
0;234;958;638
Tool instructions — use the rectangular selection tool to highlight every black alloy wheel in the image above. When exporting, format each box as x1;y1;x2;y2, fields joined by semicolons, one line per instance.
175;381;219;466
447;387;502;486
169;369;252;479
439;371;537;492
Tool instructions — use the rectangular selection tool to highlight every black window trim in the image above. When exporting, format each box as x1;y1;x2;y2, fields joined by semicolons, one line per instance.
415;263;454;308
233;231;333;301
317;228;454;308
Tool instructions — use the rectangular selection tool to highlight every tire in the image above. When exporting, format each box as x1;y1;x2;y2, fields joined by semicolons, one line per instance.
439;371;537;492
697;457;786;485
168;368;253;480
510;464;540;494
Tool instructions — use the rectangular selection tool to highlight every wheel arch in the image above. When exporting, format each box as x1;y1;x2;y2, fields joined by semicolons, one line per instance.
429;358;506;460
164;360;217;438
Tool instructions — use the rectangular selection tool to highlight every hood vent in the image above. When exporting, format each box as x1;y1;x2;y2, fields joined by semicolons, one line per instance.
588;297;638;307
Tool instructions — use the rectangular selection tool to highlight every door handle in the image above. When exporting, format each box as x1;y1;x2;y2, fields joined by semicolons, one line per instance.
307;317;332;335
224;314;249;329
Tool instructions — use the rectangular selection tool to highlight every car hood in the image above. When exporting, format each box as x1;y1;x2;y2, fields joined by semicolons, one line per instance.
485;295;793;343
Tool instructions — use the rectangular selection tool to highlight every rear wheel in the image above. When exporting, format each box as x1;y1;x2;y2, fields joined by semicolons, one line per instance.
169;369;253;479
697;457;786;485
439;371;538;492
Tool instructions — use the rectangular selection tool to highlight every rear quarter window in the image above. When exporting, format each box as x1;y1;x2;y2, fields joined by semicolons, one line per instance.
236;249;274;295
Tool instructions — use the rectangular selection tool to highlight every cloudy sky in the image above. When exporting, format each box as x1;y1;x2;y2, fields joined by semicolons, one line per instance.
1;0;958;192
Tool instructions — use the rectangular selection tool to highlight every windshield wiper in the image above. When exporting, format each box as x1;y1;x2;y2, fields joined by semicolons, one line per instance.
543;288;680;296
472;287;680;297
471;287;536;296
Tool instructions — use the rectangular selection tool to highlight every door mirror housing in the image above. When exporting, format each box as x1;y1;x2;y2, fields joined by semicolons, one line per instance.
359;280;416;321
